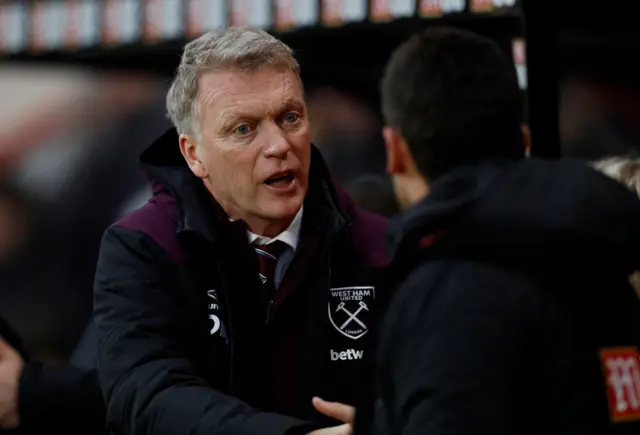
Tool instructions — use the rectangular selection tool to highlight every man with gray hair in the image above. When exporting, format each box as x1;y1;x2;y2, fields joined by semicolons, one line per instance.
93;27;387;435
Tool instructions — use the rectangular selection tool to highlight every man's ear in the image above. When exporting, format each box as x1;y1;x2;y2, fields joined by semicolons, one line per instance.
179;134;208;179
521;124;532;157
383;126;409;175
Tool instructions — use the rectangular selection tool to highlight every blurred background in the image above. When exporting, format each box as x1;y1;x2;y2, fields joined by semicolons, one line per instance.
1;0;639;365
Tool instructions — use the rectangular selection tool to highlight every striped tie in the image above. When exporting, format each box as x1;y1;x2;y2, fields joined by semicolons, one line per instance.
253;241;288;320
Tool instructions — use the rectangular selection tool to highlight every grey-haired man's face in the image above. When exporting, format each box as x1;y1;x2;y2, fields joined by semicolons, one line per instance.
181;66;311;232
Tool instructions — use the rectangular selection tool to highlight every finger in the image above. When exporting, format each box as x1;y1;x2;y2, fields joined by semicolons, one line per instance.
312;397;355;424
340;423;354;435
336;423;353;435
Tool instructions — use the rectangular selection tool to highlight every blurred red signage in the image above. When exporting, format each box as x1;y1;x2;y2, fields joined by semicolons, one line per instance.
371;0;415;22
470;0;517;12
102;0;141;46
322;0;366;26
187;0;227;37
144;0;183;43
66;0;100;50
420;0;465;17
275;0;317;31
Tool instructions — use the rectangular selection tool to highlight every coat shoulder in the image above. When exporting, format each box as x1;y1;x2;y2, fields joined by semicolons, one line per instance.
110;191;186;265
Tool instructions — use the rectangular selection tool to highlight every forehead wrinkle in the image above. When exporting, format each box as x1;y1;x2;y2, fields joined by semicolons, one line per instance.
198;69;304;133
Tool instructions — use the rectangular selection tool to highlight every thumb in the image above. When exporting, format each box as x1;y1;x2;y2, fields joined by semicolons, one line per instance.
312;397;355;424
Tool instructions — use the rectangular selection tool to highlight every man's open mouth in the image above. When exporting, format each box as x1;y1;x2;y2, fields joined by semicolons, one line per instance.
264;172;295;187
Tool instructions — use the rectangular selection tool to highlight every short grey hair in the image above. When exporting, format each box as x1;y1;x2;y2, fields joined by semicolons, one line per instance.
166;26;300;138
592;157;640;197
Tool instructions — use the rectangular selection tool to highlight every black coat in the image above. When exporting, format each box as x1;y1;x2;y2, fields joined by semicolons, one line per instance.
94;129;388;435
356;158;640;435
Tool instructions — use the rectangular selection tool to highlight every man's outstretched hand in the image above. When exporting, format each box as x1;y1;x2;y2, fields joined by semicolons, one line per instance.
0;336;23;429
307;397;355;435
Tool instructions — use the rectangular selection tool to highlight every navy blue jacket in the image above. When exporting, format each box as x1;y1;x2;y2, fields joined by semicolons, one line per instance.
94;129;388;435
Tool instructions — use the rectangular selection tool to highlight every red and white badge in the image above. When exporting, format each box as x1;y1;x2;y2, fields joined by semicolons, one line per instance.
600;347;640;422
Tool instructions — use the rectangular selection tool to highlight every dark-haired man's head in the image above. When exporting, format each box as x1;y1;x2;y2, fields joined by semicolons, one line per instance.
380;27;529;208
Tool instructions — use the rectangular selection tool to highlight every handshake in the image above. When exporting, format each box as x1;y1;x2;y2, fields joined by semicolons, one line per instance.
308;397;355;435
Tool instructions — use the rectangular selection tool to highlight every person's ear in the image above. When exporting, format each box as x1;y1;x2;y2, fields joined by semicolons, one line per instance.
383;126;410;175
179;134;208;179
521;124;532;157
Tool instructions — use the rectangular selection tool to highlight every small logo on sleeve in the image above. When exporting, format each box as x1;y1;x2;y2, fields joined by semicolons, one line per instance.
600;347;640;422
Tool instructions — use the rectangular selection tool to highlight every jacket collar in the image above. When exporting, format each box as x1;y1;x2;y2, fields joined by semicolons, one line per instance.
246;206;304;250
387;158;511;264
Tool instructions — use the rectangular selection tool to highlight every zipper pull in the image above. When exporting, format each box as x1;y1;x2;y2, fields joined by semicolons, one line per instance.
266;299;274;324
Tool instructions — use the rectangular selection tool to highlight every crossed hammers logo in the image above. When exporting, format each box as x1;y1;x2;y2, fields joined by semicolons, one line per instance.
336;301;369;331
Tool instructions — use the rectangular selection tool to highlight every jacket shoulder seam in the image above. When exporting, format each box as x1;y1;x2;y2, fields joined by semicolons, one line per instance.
110;199;186;265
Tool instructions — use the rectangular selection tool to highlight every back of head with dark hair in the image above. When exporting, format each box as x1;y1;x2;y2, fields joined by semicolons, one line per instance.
381;27;524;181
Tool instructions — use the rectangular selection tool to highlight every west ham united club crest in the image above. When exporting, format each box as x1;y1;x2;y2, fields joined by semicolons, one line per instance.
328;286;375;340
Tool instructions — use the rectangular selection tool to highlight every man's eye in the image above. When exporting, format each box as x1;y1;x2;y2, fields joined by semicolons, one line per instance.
284;112;300;124
234;125;251;135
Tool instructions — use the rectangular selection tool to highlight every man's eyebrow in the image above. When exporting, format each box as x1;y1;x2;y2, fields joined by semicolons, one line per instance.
283;98;305;111
219;110;255;127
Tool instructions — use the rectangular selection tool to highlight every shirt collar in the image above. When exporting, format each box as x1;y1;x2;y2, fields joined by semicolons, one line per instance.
245;206;304;251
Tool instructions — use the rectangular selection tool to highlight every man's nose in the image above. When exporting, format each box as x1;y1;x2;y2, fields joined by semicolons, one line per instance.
263;124;292;158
